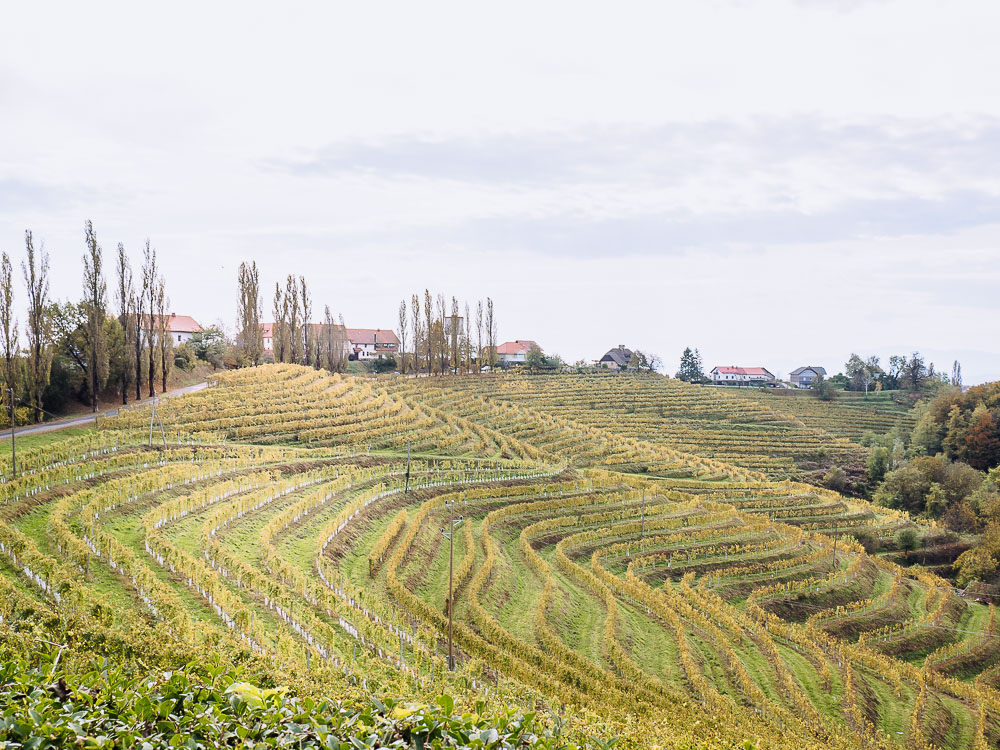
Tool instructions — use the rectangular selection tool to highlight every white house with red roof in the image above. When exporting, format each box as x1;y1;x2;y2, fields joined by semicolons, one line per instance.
495;340;539;365
143;313;203;344
346;328;400;360
710;365;775;385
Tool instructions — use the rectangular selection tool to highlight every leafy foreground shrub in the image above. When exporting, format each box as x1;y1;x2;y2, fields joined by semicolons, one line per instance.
0;658;604;750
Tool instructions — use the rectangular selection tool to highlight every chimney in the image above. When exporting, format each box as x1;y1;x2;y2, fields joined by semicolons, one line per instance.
171;312;176;317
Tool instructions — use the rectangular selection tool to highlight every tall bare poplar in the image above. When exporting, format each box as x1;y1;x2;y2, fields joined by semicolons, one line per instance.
286;275;301;364
300;276;315;367
436;293;447;375
397;299;408;374
0;252;18;400
156;277;172;393
463;301;471;374
133;241;150;400
115;243;135;404
22;231;52;423
272;283;286;362
142;242;158;397
423;289;433;374
82;221;109;411
475;300;484;373
485;297;497;369
450;296;460;372
410;294;422;375
237;261;263;365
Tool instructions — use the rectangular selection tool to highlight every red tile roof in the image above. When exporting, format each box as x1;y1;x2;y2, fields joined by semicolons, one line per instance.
496;340;539;355
346;328;400;347
145;314;202;333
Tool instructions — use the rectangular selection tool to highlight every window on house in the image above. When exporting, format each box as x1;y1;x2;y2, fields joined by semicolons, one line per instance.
178;334;182;342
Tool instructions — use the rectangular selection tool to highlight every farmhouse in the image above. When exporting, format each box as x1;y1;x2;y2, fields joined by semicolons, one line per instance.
143;313;203;344
495;340;540;365
710;366;775;385
598;345;633;370
789;366;827;388
346;328;400;361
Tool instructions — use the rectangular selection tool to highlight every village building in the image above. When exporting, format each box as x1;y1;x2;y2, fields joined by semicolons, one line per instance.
143;313;203;344
710;366;775;385
495;340;540;365
598;345;634;370
789;366;827;388
346;328;399;361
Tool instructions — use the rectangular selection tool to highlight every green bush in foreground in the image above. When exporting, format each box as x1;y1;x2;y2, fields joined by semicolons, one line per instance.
0;657;599;750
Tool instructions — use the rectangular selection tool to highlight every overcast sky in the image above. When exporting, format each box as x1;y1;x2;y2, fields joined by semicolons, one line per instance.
2;0;999;382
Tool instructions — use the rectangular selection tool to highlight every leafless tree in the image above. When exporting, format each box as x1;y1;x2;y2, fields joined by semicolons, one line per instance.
237;261;264;365
286;275;301;364
22;231;52;423
272;282;287;363
436;293;448;375
449;296;460;373
133;241;150;400
463;301;471;374
142;242;158;397
485;297;497;369
300;276;316;367
397;299;408;374
83;221;109;411
115;243;135;404
410;294;422;375
423;289;433;374
156;276;171;393
0;252;18;401
475;300;484;373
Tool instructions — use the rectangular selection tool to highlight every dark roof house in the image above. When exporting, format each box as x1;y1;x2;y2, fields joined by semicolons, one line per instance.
598;345;633;370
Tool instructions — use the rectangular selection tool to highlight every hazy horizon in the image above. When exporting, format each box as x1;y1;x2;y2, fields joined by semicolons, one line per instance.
3;1;998;383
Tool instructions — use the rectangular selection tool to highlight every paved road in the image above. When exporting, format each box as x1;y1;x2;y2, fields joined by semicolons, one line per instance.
1;381;210;440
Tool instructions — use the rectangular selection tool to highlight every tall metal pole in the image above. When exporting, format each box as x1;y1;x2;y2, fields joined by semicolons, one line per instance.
448;510;455;671
405;440;411;493
8;388;15;476
640;488;646;538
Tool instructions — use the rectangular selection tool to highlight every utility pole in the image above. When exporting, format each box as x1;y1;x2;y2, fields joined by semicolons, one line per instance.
441;504;463;671
405;440;411;492
640;488;646;538
8;388;15;476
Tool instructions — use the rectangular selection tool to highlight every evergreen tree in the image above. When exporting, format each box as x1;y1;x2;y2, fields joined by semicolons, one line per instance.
676;347;705;382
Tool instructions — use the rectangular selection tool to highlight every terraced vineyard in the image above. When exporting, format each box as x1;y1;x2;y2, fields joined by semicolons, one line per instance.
2;365;996;749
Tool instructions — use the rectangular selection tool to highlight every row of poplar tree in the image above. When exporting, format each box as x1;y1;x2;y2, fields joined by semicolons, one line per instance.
233;261;351;373
396;292;498;375
1;221;174;424
233;264;501;376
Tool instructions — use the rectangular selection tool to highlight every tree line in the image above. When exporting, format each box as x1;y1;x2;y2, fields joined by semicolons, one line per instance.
395;292;497;375
1;222;174;425
234;262;350;373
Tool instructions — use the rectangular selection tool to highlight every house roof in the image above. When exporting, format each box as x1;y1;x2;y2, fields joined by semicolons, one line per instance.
145;314;202;333
600;346;633;366
789;366;826;377
346;328;400;347
712;366;773;376
496;340;539;355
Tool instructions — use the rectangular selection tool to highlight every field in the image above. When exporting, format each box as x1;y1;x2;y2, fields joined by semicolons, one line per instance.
1;364;996;749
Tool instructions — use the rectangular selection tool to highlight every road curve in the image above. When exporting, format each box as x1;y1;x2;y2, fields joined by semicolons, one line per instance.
1;381;210;440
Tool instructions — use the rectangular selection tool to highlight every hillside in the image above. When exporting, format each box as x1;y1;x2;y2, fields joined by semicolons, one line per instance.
1;365;995;749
